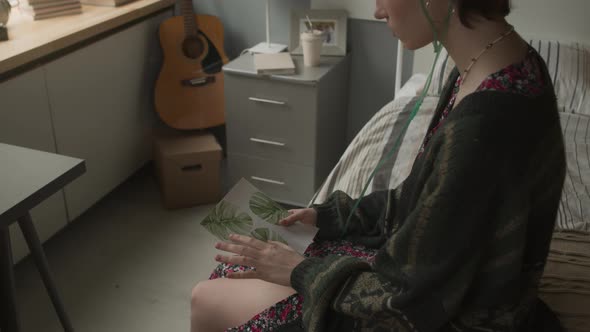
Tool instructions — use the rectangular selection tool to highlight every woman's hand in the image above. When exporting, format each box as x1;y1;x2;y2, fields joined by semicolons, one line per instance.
215;234;305;287
279;208;317;227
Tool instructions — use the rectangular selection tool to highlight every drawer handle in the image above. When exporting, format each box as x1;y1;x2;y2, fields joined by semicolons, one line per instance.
248;97;286;105
249;138;286;147
181;164;203;172
251;176;285;186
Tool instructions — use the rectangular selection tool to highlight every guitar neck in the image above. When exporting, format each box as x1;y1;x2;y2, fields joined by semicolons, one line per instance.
180;0;199;37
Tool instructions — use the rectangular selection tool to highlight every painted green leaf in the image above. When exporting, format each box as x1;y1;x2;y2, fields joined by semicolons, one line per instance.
201;200;253;240
249;192;289;225
250;227;287;244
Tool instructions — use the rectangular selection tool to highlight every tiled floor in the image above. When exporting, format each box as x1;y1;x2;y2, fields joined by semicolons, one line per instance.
13;166;220;332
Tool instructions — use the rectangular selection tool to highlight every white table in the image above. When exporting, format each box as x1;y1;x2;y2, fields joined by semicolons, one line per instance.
0;143;85;332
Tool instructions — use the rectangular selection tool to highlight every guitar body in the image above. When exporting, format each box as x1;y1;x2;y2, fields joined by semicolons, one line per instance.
155;14;229;130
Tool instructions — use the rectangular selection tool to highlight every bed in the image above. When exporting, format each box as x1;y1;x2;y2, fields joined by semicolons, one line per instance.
311;39;590;331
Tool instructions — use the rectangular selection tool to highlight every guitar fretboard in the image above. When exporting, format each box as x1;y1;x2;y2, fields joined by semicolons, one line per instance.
180;0;198;37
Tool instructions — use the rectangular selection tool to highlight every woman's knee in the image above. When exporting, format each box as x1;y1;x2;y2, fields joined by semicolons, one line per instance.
191;281;211;313
191;281;218;331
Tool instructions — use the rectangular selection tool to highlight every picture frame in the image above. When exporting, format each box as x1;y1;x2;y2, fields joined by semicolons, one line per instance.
289;9;348;56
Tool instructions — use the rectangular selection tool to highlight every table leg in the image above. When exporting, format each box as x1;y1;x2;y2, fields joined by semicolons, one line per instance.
0;225;20;332
18;212;74;332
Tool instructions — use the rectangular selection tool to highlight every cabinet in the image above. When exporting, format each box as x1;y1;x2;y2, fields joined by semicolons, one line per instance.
0;8;172;261
0;68;69;262
223;54;350;206
45;10;168;219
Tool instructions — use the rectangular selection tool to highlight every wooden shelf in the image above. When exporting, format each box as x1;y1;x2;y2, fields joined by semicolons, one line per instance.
0;0;174;75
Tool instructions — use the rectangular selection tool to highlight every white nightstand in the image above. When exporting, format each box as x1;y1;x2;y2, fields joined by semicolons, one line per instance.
223;53;350;206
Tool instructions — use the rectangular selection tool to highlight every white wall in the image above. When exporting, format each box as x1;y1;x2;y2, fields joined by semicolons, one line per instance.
412;0;590;74
312;0;590;75
311;0;376;20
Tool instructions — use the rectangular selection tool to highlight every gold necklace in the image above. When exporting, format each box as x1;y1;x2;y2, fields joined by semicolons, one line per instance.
460;25;515;86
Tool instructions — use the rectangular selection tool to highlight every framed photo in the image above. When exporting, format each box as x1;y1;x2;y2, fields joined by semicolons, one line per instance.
290;9;348;56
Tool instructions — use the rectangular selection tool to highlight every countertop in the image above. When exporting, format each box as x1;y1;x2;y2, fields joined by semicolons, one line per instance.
0;0;174;76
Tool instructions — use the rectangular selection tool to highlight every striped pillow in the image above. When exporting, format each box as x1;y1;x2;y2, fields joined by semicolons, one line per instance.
426;48;453;97
531;40;590;116
556;112;590;231
427;40;590;116
310;94;439;204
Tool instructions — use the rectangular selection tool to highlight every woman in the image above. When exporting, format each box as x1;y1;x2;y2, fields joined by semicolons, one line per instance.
191;0;566;331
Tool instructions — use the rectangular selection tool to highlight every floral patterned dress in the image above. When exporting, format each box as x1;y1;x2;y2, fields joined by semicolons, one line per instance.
209;240;377;331
209;47;548;332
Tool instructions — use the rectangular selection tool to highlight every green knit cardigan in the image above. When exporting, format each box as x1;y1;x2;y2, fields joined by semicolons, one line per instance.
288;66;567;331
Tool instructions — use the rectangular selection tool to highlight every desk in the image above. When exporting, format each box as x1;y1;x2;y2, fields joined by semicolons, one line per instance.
0;143;85;332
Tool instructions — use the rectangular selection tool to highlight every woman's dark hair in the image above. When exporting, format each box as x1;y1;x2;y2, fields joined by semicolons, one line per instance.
455;0;511;27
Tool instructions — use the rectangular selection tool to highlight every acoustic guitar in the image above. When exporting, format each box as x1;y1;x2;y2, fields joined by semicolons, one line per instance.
155;0;229;130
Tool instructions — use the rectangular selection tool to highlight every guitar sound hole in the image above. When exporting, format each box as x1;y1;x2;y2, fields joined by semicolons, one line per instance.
182;37;204;59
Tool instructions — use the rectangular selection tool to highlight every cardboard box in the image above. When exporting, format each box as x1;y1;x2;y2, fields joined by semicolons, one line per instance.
153;129;222;209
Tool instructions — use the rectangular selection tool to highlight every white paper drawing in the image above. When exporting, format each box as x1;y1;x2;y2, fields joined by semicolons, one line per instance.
201;178;318;254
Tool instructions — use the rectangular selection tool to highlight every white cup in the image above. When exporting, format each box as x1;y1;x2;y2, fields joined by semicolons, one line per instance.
300;30;323;67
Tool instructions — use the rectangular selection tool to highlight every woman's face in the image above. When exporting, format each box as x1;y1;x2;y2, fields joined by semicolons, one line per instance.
374;0;451;50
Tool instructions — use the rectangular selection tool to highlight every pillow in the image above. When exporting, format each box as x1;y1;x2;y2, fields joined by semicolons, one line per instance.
556;113;590;231
426;48;454;98
425;39;590;116
530;40;590;116
539;230;590;332
310;94;439;205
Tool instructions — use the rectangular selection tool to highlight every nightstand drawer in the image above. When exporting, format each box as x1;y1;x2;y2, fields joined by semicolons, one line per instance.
225;75;317;166
228;153;314;207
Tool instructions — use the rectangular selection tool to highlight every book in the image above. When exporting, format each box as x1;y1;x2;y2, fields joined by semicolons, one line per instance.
21;3;81;15
33;7;82;19
21;0;79;9
24;0;77;5
201;179;318;254
79;0;137;7
253;52;296;75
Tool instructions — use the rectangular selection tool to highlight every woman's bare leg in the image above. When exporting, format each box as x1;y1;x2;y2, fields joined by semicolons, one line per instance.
191;278;297;332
